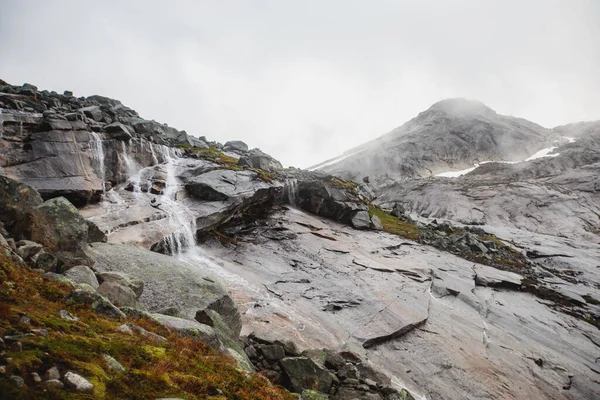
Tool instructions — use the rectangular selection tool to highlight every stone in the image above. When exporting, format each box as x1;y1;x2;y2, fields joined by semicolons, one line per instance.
9;375;25;388
473;265;523;289
63;265;99;289
58;310;79;321
104;122;132;141
10;342;22;352
97;281;140;308
88;243;241;333
41;379;64;389
103;354;125;373
301;389;330;400
370;215;383;230
86;220;107;243
127;324;167;344
96;272;144;299
16;240;43;261
338;364;360;380
224;140;248;152
356;362;391;387
44;272;75;286
0;366;6;374
260;344;286;361
35;252;58;272
64;284;126;320
31;372;42;383
0;338;4;350
352;211;372;230
115;324;135;335
63;371;94;393
280;357;335;393
0;175;43;234
15;197;89;254
150;313;220;348
78;106;102;122
244;345;258;359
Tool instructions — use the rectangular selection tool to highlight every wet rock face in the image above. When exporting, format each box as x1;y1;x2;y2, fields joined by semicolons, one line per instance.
0;82;210;205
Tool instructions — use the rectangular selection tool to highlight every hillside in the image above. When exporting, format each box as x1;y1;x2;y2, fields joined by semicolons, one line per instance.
1;81;599;400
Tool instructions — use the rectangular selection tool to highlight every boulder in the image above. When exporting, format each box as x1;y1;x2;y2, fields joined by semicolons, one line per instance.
352;211;371;230
16;240;43;262
65;284;126;320
15;197;89;254
224;140;248;152
104;122;132;141
280;357;335;393
370;215;383;230
296;179;368;224
97;281;141;308
150;313;220;348
87;243;242;328
35;252;58;272
185;169;273;202
86;220;107;243
97;271;144;299
102;354;125;373
41;380;64;390
78;106;102;122
0;175;43;234
63;371;94;393
63;265;99;289
260;344;286;361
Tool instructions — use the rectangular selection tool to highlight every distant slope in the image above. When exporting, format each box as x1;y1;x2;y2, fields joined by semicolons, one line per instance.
318;98;557;184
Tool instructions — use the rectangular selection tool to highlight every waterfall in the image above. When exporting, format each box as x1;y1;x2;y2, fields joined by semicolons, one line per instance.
159;145;198;256
149;142;159;165
121;141;142;192
90;132;106;195
0;108;3;139
284;178;298;206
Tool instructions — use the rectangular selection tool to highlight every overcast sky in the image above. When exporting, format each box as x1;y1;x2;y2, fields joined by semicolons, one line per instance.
1;1;599;167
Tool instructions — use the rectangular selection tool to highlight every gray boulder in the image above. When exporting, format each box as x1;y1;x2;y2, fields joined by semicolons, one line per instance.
0;175;43;234
97;281;141;308
63;265;99;289
97;271;144;299
370;215;383;230
65;284;125;320
150;313;220;348
78;106;102;122
87;243;242;330
351;211;371;230
63;371;94;393
224;140;248;152
16;240;43;262
35;252;58;272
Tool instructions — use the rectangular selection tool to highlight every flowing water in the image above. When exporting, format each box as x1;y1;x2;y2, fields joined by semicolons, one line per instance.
0;108;3;139
284;178;298;206
90;132;106;195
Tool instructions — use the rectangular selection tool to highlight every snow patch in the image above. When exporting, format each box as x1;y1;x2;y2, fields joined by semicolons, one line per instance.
436;136;576;178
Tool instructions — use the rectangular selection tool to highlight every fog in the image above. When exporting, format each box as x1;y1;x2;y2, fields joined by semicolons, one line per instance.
1;0;599;168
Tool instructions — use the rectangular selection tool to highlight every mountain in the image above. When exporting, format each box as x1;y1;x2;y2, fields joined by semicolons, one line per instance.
314;98;559;184
1;81;599;400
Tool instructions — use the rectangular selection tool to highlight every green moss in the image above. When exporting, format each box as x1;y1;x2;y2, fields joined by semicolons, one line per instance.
583;294;600;305
368;205;420;241
0;252;294;400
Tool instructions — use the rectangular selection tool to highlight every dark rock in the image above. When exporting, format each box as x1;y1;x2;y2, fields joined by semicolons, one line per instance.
35;252;58;272
86;220;107;243
16;240;43;262
0;176;43;234
280;356;335;393
41;379;64;389
244;345;258;359
78;106;102;122
9;375;25;388
261;344;286;361
104;122;132;141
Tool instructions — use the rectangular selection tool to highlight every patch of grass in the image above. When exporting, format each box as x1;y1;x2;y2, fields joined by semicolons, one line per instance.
250;168;276;183
583;294;600;305
368;205;420;241
0;252;294;400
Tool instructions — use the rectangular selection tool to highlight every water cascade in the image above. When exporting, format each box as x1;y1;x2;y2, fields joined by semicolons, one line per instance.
90;132;106;195
159;145;198;256
284;178;298;206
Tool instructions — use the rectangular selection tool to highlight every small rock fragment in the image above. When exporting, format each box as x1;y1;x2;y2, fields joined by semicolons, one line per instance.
31;372;42;383
41;379;64;389
9;375;25;388
45;366;60;381
63;371;94;393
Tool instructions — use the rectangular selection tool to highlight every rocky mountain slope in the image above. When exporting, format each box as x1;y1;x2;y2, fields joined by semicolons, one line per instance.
1;81;599;400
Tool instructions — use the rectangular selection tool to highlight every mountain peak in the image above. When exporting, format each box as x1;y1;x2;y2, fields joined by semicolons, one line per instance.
425;98;495;118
